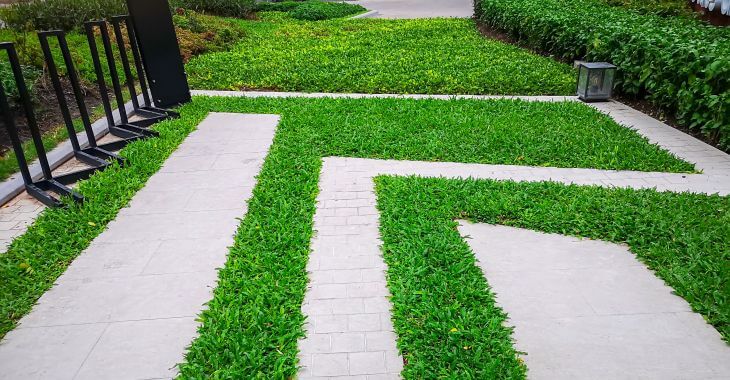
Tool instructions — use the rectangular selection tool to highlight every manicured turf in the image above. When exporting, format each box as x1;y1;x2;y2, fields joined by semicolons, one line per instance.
0;96;695;377
375;175;730;373
374;176;527;378
186;13;577;95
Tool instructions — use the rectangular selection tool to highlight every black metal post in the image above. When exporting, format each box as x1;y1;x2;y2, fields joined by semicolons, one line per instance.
38;33;81;152
93;20;129;125
110;16;139;111
0;50;33;186
84;20;158;138
6;44;53;180
124;16;152;108
0;42;83;207
85;22;117;129
38;30;125;169
126;0;191;108
111;14;179;127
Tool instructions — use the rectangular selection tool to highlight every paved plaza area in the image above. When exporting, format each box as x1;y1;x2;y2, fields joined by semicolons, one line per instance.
357;0;472;18
0;93;728;379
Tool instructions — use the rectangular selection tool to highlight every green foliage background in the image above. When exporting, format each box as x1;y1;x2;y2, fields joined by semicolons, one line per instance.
475;0;730;149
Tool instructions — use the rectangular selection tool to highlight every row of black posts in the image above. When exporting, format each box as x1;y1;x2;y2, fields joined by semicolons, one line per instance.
0;16;178;208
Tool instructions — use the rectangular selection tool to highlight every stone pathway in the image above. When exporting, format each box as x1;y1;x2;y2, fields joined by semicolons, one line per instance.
299;161;403;379
0;192;44;252
458;222;730;379
0;113;278;380
299;155;729;378
355;0;472;18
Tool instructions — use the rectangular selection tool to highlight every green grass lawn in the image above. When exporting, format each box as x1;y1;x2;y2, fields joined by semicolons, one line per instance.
0;10;575;180
0;96;695;378
185;13;577;95
375;176;729;378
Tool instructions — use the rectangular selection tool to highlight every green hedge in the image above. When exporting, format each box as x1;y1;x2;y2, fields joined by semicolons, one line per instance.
475;0;730;149
289;1;365;20
0;0;127;31
254;1;304;12
603;0;693;17
172;0;255;17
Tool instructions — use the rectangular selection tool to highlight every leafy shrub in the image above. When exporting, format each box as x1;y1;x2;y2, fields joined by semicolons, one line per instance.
171;0;255;18
0;31;46;103
0;0;127;31
172;10;246;61
254;1;304;12
475;0;730;149
603;0;692;17
289;1;365;21
0;62;41;103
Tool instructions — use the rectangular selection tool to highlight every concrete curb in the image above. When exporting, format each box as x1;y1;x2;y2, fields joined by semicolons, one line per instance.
191;89;577;102
0;95;144;206
350;10;379;18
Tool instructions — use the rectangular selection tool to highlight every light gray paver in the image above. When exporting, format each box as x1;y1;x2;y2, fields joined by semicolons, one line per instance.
0;192;44;252
590;102;730;175
0;112;278;380
457;222;730;379
191;90;574;102
191;91;730;180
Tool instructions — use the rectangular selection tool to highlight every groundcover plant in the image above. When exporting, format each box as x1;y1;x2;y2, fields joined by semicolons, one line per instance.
185;14;577;95
0;96;700;378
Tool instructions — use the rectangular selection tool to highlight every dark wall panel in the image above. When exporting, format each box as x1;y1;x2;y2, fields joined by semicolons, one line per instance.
126;0;191;108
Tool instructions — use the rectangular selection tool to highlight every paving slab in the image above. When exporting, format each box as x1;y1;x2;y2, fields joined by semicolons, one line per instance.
0;112;278;380
457;222;730;379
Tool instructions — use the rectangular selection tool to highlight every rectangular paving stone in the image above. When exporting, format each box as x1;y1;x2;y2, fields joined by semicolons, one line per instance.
74;317;198;380
458;221;730;379
300;153;729;379
0;324;106;380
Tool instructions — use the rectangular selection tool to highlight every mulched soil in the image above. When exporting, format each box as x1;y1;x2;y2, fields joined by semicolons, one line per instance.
0;75;105;156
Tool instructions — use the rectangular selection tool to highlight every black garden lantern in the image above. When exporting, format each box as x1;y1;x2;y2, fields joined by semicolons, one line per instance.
576;62;616;102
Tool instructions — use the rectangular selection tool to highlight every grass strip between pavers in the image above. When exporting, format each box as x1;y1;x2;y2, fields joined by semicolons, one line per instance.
374;176;729;378
0;96;697;378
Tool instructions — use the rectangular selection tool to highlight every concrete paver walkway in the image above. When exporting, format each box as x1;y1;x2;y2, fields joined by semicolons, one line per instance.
356;0;472;18
0;113;278;380
458;222;730;379
299;155;730;378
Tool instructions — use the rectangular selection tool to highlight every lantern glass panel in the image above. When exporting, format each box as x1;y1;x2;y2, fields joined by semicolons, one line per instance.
577;66;589;98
